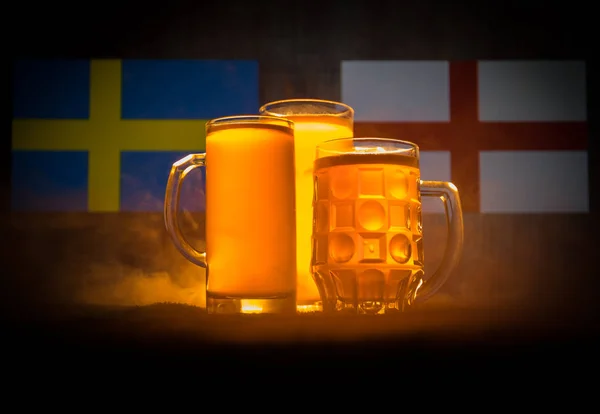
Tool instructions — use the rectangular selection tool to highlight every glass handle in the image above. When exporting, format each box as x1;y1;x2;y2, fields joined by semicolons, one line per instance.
164;154;207;268
416;180;464;303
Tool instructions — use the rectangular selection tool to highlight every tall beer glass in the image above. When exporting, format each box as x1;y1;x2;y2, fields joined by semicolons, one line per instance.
260;99;354;312
164;116;297;314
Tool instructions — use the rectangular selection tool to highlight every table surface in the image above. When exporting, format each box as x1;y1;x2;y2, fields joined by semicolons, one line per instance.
4;298;598;381
5;299;597;340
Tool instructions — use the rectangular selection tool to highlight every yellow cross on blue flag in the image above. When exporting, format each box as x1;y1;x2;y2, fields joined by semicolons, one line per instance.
11;59;259;212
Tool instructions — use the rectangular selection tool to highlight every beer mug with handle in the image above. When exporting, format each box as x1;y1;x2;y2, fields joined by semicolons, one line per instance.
311;137;464;314
164;115;297;314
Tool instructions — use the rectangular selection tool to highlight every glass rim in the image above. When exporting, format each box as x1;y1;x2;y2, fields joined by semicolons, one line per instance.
317;137;420;156
259;98;354;118
205;115;295;131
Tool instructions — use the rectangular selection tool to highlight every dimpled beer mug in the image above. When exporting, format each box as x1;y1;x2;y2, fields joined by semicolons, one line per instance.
311;137;464;314
164;116;297;314
259;99;354;312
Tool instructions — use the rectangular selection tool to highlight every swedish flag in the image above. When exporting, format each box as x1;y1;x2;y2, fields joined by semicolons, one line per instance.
11;59;259;212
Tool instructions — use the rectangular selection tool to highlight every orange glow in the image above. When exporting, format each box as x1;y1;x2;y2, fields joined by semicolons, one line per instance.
240;300;264;314
296;304;323;313
205;121;297;298
312;152;424;313
287;116;354;306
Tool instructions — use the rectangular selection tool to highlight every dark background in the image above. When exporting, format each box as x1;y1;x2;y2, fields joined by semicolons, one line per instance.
3;0;599;380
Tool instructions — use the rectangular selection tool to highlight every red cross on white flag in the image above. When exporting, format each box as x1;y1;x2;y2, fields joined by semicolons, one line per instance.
342;60;588;214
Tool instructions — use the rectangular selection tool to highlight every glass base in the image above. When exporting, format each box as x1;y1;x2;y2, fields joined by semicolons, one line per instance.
333;300;405;315
206;293;296;315
296;299;324;313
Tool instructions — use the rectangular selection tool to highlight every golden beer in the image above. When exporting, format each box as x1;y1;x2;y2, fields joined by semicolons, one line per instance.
205;121;296;298
312;138;464;314
260;100;354;312
165;116;297;314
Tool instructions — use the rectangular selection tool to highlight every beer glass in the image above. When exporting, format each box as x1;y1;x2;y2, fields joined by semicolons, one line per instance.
259;99;354;312
311;137;464;314
164;116;297;314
